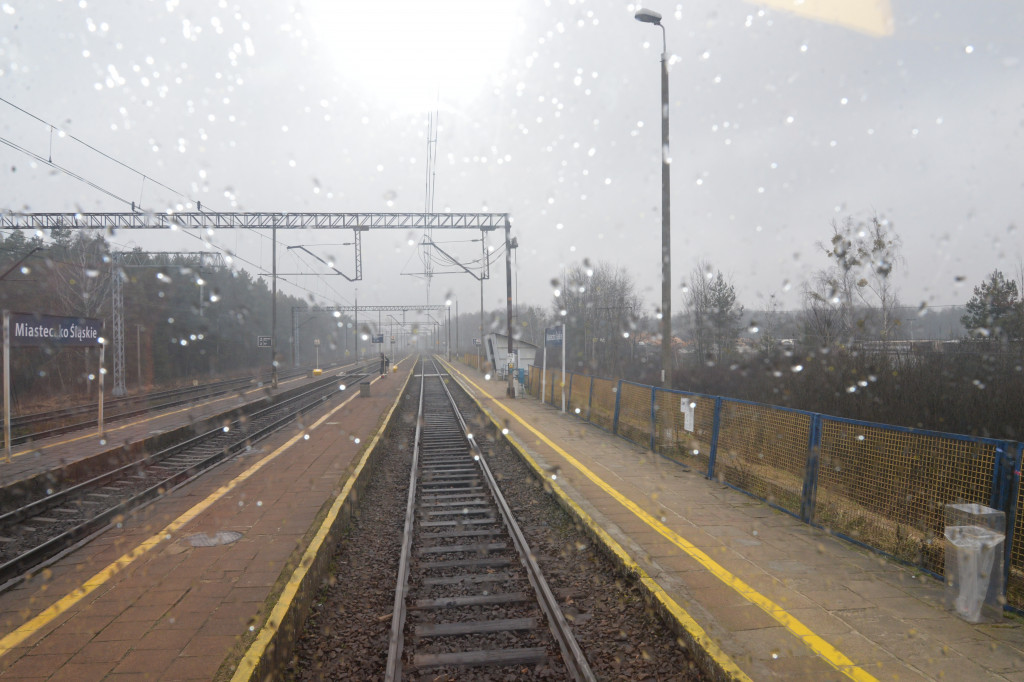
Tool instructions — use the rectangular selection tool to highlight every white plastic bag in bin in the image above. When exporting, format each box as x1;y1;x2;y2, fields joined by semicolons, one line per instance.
944;524;1004;623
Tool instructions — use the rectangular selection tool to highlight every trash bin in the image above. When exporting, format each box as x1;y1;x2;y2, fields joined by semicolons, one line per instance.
944;503;1005;623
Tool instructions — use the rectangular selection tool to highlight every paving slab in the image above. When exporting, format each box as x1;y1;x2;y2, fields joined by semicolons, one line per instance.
0;358;411;680
448;360;1024;682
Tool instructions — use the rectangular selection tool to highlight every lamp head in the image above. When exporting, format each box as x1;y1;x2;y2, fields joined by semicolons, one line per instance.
634;8;662;25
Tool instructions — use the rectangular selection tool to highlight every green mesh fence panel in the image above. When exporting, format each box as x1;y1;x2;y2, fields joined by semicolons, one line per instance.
528;366;541;398
617;382;653;448
1010;471;1024;610
816;419;995;577
654;391;716;473
569;374;593;420
589;377;618;431
715;400;811;515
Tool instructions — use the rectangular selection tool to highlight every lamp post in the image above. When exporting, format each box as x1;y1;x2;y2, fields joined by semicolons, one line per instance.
446;298;459;362
445;300;452;362
635;7;673;389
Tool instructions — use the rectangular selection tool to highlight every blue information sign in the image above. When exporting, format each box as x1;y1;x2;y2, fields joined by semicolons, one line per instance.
8;312;103;347
544;326;564;346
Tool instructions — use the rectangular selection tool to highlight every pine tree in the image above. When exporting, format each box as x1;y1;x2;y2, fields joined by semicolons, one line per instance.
961;270;1024;340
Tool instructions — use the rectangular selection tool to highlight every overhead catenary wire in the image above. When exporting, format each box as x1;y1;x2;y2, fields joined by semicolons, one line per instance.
0;96;187;203
1;97;349;304
0;135;133;207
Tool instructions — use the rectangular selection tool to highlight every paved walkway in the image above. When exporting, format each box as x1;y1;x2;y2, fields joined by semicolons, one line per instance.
446;361;1024;681
0;360;409;681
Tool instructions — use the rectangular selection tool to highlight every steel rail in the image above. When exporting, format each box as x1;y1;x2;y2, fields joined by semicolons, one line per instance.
384;355;595;680
0;361;377;589
11;376;252;428
437;362;596;682
6;364;331;446
384;358;425;681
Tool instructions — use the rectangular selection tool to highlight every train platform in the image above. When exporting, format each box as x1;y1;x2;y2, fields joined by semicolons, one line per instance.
0;370;326;488
443;360;1024;682
0;359;410;681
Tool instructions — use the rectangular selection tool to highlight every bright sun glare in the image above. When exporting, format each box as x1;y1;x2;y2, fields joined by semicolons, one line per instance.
308;0;523;114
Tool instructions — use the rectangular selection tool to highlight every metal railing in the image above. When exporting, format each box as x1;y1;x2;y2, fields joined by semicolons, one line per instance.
524;364;1024;612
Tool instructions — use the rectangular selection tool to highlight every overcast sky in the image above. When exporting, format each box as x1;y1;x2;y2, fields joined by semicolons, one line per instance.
2;0;1022;322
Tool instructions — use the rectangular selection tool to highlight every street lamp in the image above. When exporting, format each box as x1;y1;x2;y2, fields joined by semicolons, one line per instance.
445;300;452;362
450;296;462;360
635;7;673;389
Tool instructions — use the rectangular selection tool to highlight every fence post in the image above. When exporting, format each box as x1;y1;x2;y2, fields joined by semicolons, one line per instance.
707;397;722;480
990;442;1017;511
799;414;823;523
993;441;1022;595
587;376;595;423
649;387;658;452
612;380;623;435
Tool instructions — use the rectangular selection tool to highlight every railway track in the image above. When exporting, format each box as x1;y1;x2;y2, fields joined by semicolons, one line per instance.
6;363;338;446
0;360;378;591
385;357;595;680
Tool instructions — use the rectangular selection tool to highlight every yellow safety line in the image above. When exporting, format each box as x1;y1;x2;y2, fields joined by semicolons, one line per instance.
6;374;306;460
0;373;384;659
230;365;413;681
443;364;752;681
446;362;878;682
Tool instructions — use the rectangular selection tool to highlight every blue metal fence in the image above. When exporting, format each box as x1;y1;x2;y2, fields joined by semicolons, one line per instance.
524;364;1024;611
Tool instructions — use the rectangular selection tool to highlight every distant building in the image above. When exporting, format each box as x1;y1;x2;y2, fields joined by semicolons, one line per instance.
483;333;538;377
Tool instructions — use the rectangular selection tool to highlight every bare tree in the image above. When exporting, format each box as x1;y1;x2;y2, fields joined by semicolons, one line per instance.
802;271;844;348
755;294;781;353
815;214;903;345
683;261;714;361
514;304;551;347
554;261;644;375
856;217;903;344
50;231;112;319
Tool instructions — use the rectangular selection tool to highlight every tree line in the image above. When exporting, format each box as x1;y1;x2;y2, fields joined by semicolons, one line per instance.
0;229;361;409
511;214;1022;440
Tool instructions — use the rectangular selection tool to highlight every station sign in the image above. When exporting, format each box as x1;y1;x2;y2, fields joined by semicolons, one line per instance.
8;312;103;347
257;336;273;348
544;325;564;346
372;334;384;344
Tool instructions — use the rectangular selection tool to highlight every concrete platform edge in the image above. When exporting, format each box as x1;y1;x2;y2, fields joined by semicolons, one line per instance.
442;358;752;682
225;366;414;682
0;377;320;507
